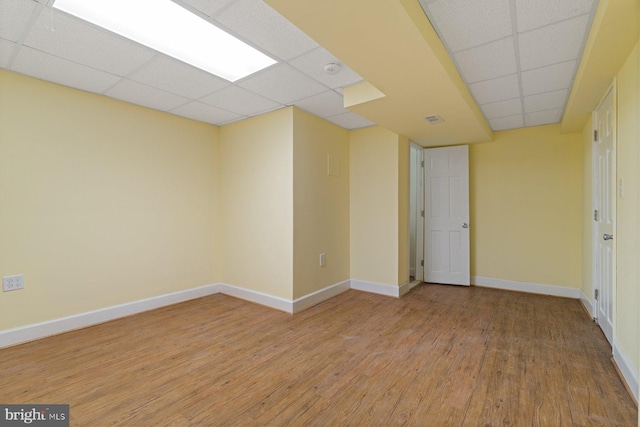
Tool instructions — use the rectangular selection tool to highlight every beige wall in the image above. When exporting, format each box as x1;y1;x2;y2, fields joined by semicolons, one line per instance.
219;108;294;299
292;108;350;299
614;41;640;373
0;71;220;330
350;126;407;286
397;136;410;285
470;125;583;288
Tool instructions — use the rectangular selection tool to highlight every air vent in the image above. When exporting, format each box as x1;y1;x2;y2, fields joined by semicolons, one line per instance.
424;115;444;125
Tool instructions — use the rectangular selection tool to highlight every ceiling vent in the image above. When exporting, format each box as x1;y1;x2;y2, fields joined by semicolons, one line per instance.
424;115;444;125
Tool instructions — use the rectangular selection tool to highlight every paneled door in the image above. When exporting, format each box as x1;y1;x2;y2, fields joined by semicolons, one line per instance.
594;85;616;345
423;145;470;286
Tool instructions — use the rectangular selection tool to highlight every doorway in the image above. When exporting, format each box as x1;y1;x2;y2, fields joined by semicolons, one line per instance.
593;83;616;345
409;143;424;283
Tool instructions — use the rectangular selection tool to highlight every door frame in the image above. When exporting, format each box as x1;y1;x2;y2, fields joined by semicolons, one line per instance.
408;142;424;283
591;80;617;335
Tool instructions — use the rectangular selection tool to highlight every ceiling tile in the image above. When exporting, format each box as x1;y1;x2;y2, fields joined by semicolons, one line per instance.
294;90;347;118
422;0;512;52
11;46;121;94
480;97;522;120
489;114;524;131
469;74;520;105
0;38;15;67
516;0;595;33
325;112;375;130
519;15;589;71
173;0;236;17
521;60;575;95
23;10;155;76
238;64;327;105
524;89;568;113
455;37;517;83
0;0;38;42
525;108;563;127
127;55;229;99
200;85;280;116
104;79;189;112
171;101;242;125
289;47;364;89
214;0;318;61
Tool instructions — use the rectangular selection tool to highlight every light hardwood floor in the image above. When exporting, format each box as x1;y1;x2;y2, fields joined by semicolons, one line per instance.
0;284;637;426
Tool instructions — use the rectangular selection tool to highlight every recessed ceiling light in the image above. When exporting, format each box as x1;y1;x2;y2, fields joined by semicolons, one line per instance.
53;0;277;82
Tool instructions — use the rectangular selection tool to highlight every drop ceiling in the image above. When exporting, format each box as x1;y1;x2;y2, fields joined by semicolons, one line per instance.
0;0;601;136
0;0;372;129
419;0;598;131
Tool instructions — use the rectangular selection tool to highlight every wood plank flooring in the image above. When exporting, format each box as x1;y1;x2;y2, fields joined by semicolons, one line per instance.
0;284;637;426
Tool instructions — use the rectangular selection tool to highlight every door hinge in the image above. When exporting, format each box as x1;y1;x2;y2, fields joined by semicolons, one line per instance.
594;209;599;221
594;289;599;300
420;260;424;267
594;129;598;141
421;210;425;218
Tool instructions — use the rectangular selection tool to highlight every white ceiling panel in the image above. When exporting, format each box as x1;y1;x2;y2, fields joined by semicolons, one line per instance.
516;0;595;33
525;108;563;127
12;46;121;94
171;101;242;125
105;79;189;112
470;74;520;105
480;97;522;120
519;15;589;71
524;89;568;113
23;9;155;76
289;47;364;89
454;37;517;83
521;60;576;95
0;0;38;42
294;90;347;118
489;114;524;131
215;0;318;60
199;85;280;116
173;0;236;17
0;38;15;68
127;55;230;99
422;0;512;52
325;111;375;130
238;64;327;105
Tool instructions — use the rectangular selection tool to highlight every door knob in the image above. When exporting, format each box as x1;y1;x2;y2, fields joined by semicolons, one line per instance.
603;234;614;241
462;223;469;229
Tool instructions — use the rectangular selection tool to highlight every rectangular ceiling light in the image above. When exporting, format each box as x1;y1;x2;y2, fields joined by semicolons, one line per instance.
53;0;277;82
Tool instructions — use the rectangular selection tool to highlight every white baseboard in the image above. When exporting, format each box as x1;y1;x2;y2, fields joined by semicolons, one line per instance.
580;291;595;319
217;283;292;313
351;279;405;298
292;280;351;313
472;276;581;299
0;284;219;349
613;340;639;402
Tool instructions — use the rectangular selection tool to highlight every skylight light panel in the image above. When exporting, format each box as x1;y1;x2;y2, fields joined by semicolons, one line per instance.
53;0;277;82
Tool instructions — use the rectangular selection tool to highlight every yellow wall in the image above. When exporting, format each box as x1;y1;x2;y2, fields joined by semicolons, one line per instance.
0;70;220;330
350;126;407;286
397;136;410;285
470;125;583;288
292;108;350;299
615;41;640;373
219;108;294;299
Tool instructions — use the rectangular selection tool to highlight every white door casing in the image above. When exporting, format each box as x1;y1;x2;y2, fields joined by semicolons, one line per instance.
593;84;616;345
423;145;470;286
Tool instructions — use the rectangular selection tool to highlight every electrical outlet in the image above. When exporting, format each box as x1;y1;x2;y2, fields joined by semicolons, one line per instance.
3;275;24;292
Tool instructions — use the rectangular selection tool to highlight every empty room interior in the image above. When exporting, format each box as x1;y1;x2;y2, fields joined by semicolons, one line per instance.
1;0;640;425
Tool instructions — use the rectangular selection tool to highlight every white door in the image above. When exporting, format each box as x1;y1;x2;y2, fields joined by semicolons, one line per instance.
423;145;470;286
594;86;616;345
